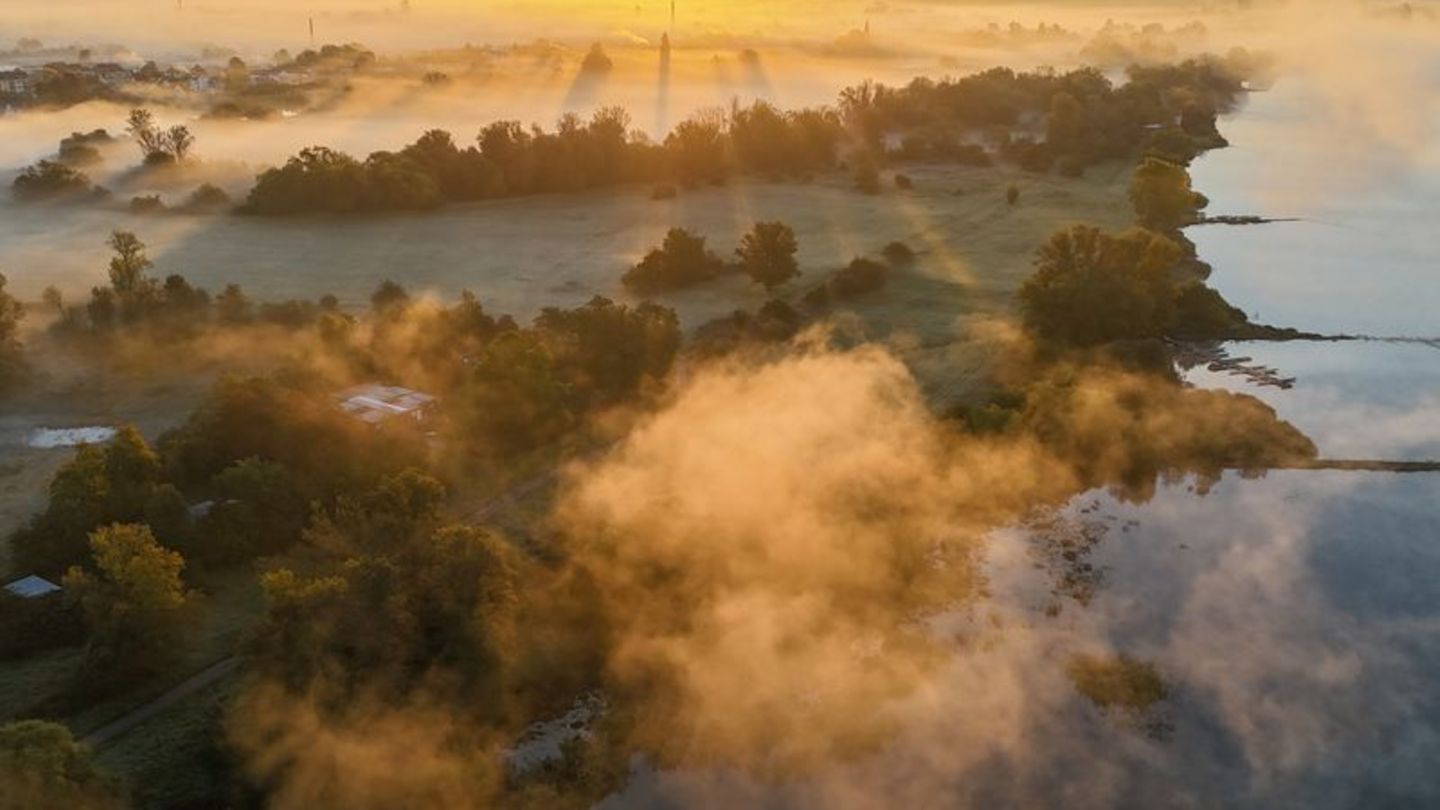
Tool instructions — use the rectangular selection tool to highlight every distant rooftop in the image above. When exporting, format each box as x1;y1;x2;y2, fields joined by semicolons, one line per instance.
4;575;61;599
337;384;437;425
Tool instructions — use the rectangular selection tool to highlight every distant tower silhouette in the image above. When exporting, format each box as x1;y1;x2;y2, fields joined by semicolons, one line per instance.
308;17;315;46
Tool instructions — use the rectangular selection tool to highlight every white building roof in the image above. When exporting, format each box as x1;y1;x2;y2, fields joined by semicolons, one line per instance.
337;384;437;425
4;575;62;599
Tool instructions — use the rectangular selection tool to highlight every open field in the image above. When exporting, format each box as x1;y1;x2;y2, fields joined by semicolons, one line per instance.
0;162;1135;328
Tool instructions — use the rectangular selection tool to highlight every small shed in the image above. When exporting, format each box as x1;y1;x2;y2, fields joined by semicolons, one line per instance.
4;575;62;599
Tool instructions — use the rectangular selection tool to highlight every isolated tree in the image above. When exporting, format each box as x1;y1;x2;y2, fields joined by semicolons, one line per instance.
737;221;800;290
165;125;195;162
0;721;123;809
124;108;166;161
106;231;152;296
64;523;190;681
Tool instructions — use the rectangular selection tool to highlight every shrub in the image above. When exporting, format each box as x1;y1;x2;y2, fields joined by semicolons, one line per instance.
622;228;725;292
894;173;914;190
736;221;800;290
881;241;916;265
12;160;92;201
184;183;232;211
829;257;889;298
128;195;166;214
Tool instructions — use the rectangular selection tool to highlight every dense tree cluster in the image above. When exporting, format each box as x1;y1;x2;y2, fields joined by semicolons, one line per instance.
0;720;124;809
1129;156;1209;231
57;128;113;167
10;159;95;201
236;56;1248;216
455;296;680;456
64;523;192;684
1018;225;1247;346
9;426;182;577
624;222;802;293
803;257;892;308
846;57;1245;175
691;299;806;356
241;100;843;215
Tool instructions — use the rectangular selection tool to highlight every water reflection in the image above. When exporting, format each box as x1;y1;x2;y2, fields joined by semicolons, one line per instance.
1181;340;1440;460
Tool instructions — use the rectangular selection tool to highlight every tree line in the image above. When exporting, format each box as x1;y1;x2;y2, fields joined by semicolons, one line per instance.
235;55;1251;216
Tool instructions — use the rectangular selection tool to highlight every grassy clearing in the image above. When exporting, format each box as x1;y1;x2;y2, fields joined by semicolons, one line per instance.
93;673;242;810
2;162;1135;329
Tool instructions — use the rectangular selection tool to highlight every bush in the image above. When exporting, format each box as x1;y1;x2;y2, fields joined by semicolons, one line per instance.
57;129;112;167
736;221;800;290
129;194;166;214
622;228;725;292
1019;225;1182;345
894;173;914;190
184;183;232;211
58;144;101;167
881;241;916;265
12;160;93;201
829;257;889;298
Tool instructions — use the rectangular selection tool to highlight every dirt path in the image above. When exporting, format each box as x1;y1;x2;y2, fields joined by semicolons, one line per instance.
81;656;240;749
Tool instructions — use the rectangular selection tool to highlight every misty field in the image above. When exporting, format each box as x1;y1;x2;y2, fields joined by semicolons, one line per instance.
1;161;1134;331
